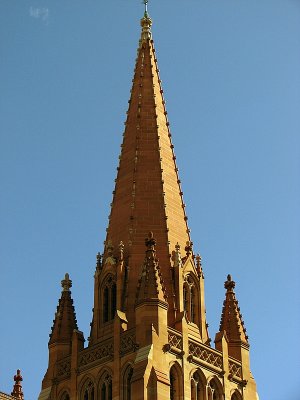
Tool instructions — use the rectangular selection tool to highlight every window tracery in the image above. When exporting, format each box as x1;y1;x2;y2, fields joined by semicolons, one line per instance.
183;275;198;324
102;274;117;323
207;379;222;400
123;365;133;400
82;380;95;400
231;391;242;400
191;371;205;400
100;373;112;400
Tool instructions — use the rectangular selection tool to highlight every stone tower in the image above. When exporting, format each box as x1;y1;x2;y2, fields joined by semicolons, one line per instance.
38;8;258;400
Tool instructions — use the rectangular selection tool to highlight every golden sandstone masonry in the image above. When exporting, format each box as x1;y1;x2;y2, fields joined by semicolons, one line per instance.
38;8;258;400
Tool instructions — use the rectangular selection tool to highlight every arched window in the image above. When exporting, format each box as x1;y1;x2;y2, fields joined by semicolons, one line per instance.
191;371;205;400
103;287;109;322
231;391;242;400
190;287;195;323
102;275;117;323
82;380;95;400
111;283;117;317
183;275;199;324
100;373;112;400
207;378;222;400
183;284;188;314
123;365;133;400
60;393;70;400
170;365;182;400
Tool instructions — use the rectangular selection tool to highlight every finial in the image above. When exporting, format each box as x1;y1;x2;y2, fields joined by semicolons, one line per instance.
119;241;124;261
145;231;156;251
196;254;204;278
196;254;202;267
143;0;149;16
106;240;114;256
61;273;72;292
140;1;152;41
185;241;193;257
224;274;236;291
11;369;24;400
174;242;182;268
96;252;102;268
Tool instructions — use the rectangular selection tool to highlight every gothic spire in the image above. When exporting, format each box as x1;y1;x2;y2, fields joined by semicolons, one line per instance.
49;273;78;345
11;369;24;400
219;275;249;344
104;8;191;318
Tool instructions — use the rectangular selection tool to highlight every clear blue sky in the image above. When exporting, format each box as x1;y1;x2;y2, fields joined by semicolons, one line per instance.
1;1;299;399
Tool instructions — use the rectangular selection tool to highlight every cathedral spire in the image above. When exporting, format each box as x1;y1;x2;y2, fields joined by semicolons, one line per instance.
104;5;191;324
219;274;249;345
49;273;79;345
11;369;24;400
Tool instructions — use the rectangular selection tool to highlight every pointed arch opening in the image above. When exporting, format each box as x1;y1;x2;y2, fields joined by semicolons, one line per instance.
207;378;223;400
101;274;117;323
59;392;70;400
191;370;206;400
122;364;133;400
231;391;242;400
183;274;199;325
81;379;95;400
169;364;183;400
99;371;113;400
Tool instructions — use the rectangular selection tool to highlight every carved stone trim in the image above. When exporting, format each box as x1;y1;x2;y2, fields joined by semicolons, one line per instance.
188;340;223;371
56;356;71;380
120;329;139;356
166;328;184;357
228;358;242;382
78;338;113;370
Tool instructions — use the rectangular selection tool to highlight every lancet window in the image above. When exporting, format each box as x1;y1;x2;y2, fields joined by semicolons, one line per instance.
231;392;242;400
102;274;117;323
191;371;205;400
123;365;133;400
82;380;95;400
60;393;70;400
169;365;182;400
207;379;222;400
183;275;198;324
100;373;112;400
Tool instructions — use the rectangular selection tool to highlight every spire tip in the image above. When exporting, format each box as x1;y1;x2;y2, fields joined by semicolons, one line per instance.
225;274;235;291
61;272;72;292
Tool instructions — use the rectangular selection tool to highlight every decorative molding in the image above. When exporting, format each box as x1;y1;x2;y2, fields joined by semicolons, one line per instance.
78;339;113;370
188;340;223;371
56;357;71;380
120;329;139;356
228;359;242;382
167;328;184;357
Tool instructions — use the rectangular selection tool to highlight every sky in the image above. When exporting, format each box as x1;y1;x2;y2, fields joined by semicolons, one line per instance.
0;1;299;399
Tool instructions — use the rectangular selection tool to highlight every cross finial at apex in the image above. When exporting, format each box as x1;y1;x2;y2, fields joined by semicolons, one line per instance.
143;0;149;16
